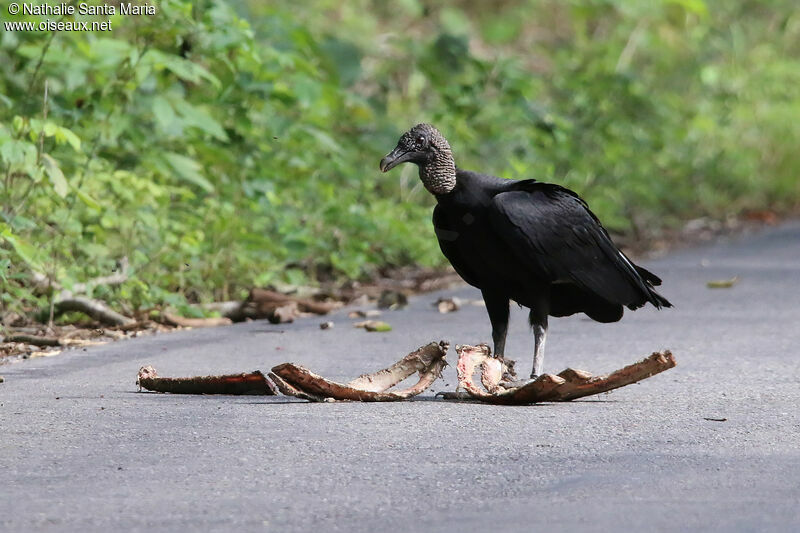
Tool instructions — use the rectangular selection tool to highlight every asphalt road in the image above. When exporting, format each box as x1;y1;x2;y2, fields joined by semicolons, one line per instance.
2;222;800;532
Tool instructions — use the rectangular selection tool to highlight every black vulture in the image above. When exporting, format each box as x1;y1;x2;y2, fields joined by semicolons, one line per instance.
380;123;672;379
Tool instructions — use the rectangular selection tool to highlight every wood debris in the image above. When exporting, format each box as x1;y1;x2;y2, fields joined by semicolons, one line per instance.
435;297;461;313
218;288;342;323
136;366;278;395
269;341;449;402
161;312;233;328
446;344;676;404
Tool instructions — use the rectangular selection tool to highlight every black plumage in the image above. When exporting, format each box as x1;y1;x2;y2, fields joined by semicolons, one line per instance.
380;124;672;378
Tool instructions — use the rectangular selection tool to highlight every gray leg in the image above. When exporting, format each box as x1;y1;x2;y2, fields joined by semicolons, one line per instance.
531;318;547;378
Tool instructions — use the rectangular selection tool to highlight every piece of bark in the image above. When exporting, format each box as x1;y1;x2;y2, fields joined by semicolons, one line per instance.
136;366;277;395
52;297;136;327
435;297;461;313
270;302;299;324
450;344;676;404
248;288;340;316
161;312;233;328
269;341;449;402
268;372;325;402
2;334;61;347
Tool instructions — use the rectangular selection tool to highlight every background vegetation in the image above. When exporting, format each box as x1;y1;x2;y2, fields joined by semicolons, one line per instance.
1;0;799;316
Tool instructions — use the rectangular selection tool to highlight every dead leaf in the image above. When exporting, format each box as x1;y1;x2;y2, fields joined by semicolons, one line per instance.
435;297;461;313
707;276;738;289
353;320;392;332
377;290;407;310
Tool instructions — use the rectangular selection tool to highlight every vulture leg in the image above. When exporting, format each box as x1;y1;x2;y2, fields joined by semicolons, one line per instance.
530;317;548;378
482;290;509;357
529;295;550;378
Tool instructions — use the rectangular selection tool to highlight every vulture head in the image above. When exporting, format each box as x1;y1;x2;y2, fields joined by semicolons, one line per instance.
380;123;456;195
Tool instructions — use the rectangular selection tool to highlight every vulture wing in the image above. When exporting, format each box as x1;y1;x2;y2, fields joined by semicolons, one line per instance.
488;181;670;309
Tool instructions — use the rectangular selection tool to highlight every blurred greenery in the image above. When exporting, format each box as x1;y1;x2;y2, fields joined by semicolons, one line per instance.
1;0;799;315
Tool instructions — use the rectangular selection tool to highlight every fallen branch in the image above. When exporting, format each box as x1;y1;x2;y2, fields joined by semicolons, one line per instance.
2;334;61;347
269;341;449;402
53;297;136;327
249;288;340;314
161;312;232;328
449;344;676;404
136;366;278;395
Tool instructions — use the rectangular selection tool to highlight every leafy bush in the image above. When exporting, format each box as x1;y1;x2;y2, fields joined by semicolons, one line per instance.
1;0;799;314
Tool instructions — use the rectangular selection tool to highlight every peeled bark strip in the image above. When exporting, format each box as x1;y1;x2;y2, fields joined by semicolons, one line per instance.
267;372;326;402
137;366;278;395
452;344;676;404
270;341;449;402
161;312;233;328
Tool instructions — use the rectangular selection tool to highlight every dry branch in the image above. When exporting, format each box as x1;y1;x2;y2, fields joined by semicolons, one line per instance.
269;341;449;402
249;288;339;315
31;258;136;327
53;297;135;327
161;312;232;328
451;344;676;404
3;334;61;347
137;366;277;395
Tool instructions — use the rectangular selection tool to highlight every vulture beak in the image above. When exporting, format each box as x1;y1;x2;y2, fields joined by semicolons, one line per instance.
380;146;413;173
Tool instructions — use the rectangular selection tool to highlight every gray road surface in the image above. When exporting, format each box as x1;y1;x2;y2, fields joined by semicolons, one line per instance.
2;222;800;532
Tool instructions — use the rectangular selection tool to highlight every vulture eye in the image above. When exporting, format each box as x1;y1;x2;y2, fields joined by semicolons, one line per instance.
416;135;426;148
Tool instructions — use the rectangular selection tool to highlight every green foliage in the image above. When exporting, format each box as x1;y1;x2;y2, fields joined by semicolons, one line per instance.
1;0;799;314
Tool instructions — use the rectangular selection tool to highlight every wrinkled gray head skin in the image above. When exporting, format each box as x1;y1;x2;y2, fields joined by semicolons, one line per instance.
379;123;457;195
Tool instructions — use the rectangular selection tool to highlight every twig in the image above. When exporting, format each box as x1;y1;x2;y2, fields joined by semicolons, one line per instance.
36;80;49;166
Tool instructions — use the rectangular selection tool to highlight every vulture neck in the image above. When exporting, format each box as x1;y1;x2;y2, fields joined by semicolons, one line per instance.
419;149;456;196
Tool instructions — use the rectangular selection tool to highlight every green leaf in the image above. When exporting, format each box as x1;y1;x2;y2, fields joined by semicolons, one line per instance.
55;126;82;152
41;154;68;197
0;139;37;167
76;188;101;210
0;227;42;270
43;122;58;137
173;100;228;141
164;152;214;192
152;96;177;132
